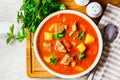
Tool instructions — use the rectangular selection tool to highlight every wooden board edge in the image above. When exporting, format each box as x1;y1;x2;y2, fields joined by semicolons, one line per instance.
28;71;57;78
26;33;33;78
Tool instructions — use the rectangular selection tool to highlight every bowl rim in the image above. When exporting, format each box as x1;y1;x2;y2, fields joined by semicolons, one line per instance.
34;10;103;78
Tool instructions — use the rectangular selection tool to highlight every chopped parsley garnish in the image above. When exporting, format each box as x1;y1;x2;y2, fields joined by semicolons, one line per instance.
50;54;58;65
6;24;15;44
53;30;66;39
78;53;86;60
78;31;85;40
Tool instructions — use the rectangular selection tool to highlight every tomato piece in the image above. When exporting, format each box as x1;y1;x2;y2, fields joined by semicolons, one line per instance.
62;39;72;52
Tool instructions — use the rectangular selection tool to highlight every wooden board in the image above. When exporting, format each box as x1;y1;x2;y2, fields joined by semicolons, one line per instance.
26;0;120;78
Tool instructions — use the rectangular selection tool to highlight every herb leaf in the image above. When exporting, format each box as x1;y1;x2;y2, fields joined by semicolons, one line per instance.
53;30;66;39
16;29;29;42
6;25;15;44
60;4;66;10
78;31;85;40
17;31;22;37
10;24;14;33
7;0;66;44
50;54;58;65
78;53;86;60
6;37;13;44
17;36;26;42
15;0;66;42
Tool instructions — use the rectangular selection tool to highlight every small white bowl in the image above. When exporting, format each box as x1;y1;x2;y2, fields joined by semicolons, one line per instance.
34;10;103;78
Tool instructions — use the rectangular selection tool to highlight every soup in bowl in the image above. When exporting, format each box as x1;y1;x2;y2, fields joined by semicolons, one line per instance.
34;10;103;78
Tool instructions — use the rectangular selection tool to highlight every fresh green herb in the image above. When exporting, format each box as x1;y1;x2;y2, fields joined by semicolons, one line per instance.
6;0;66;44
53;33;64;39
78;31;85;40
78;53;86;60
10;24;14;33
53;30;66;39
6;24;15;44
16;29;29;42
17;0;66;39
60;4;66;10
50;54;58;65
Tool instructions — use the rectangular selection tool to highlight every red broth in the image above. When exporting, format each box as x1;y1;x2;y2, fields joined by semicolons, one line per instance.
37;13;99;75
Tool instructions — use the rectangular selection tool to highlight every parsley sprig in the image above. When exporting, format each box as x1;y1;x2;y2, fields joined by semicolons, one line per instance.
50;54;58;65
6;24;16;44
6;0;66;44
78;31;85;40
53;30;66;39
78;53;86;60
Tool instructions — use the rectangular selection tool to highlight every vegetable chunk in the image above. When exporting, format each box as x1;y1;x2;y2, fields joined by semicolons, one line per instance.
62;39;72;52
75;66;84;71
44;32;53;40
77;43;86;53
71;61;76;67
49;24;54;31
44;57;50;63
71;42;76;46
85;34;95;44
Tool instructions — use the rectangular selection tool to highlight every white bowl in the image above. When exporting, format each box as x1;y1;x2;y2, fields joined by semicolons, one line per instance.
34;10;103;78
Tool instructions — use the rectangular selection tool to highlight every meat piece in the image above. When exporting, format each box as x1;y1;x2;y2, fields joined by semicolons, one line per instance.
54;23;67;33
69;21;77;36
55;41;67;53
43;42;51;52
62;39;72;52
60;54;71;65
73;32;79;40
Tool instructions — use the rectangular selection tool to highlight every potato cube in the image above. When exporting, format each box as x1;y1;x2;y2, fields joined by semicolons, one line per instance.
44;32;53;40
75;66;84;71
44;57;50;63
49;24;54;31
71;61;76;67
71;42;76;46
77;43;86;53
85;34;95;44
